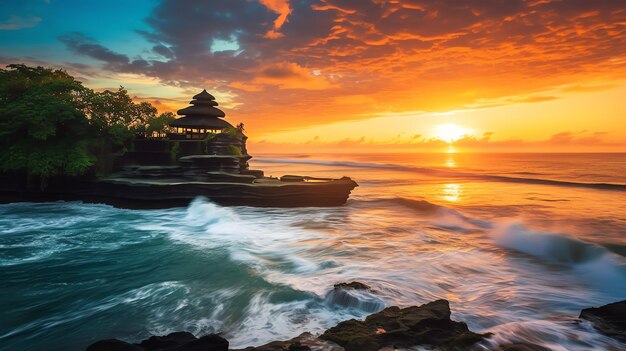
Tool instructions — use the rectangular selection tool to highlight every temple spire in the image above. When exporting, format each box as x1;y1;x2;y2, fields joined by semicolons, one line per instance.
176;89;225;117
168;89;233;138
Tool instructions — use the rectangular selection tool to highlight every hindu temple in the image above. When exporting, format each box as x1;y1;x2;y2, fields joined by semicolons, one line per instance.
2;89;358;207
169;90;233;139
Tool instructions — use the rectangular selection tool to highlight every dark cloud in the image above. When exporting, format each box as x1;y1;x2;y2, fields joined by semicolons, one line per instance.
59;32;130;65
54;0;626;131
152;44;174;59
60;1;626;85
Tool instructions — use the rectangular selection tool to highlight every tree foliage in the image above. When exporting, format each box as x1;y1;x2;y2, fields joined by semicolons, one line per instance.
0;64;93;182
146;111;176;135
0;64;168;185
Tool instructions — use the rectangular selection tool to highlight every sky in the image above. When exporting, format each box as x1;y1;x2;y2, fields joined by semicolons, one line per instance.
1;0;625;152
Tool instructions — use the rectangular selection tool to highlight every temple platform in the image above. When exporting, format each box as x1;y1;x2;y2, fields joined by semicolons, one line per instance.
0;174;358;208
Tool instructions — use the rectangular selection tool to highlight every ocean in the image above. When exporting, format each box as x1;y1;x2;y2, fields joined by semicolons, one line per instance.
1;153;625;350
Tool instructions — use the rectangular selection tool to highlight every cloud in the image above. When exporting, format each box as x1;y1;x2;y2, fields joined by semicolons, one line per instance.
131;95;182;113
0;15;41;30
51;0;626;134
561;83;618;93
59;33;130;65
250;130;623;153
152;44;174;59
251;62;332;89
258;0;292;38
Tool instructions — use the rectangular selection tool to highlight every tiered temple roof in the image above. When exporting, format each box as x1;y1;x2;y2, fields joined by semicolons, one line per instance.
169;90;233;130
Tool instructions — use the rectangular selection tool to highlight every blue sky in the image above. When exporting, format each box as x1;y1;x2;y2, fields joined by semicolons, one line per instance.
0;0;154;64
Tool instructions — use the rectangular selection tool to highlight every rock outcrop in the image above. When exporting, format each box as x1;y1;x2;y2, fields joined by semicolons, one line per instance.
325;281;384;313
86;332;228;351
497;342;551;351
579;300;626;343
319;299;487;351
333;281;371;290
234;332;341;351
85;299;487;351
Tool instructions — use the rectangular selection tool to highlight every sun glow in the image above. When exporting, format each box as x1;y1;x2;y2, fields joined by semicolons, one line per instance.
433;123;472;143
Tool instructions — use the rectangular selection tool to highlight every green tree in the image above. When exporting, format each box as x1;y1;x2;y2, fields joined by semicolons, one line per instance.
84;87;157;146
146;111;176;135
0;64;166;184
0;64;93;188
81;87;159;174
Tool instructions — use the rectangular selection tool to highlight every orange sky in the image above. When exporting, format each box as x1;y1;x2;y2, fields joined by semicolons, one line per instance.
3;0;626;152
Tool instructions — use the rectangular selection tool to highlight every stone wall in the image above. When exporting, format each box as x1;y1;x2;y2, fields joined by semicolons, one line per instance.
126;131;251;169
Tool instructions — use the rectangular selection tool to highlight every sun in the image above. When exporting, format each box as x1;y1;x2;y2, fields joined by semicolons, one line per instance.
433;123;471;143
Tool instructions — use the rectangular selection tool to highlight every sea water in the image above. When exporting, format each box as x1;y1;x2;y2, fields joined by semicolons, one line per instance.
1;153;625;350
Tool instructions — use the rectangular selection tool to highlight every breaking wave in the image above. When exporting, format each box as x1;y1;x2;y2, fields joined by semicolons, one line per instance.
480;318;626;351
352;196;492;229
323;288;385;313
492;223;626;296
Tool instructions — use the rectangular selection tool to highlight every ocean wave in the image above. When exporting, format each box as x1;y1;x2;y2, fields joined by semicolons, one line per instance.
253;158;626;191
353;196;492;229
354;195;626;298
323;287;385;313
479;318;626;351
162;197;329;281
226;291;359;349
492;222;626;296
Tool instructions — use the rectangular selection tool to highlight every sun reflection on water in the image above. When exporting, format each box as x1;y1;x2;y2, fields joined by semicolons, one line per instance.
446;157;456;168
442;183;462;202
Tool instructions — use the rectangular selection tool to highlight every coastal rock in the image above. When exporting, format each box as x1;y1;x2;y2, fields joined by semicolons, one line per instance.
497;343;551;351
86;300;489;351
319;299;487;351
86;339;143;351
333;281;371;290
85;332;228;351
138;331;197;350
325;281;384;313
174;334;229;351
236;332;341;351
579;300;626;342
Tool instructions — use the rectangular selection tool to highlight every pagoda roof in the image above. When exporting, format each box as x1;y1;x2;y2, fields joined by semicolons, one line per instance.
193;89;216;100
174;89;226;118
177;104;225;117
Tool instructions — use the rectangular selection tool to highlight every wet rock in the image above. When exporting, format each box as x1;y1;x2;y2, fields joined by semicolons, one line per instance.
86;332;228;351
333;281;371;290
236;332;340;351
86;339;143;351
498;342;551;351
320;299;487;351
138;331;197;350
579;300;626;342
175;334;229;351
326;282;384;313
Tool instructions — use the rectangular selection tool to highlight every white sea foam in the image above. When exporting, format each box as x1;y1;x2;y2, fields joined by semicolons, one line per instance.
477;318;626;351
492;222;626;296
165;197;326;280
145;288;238;338
226;291;357;349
